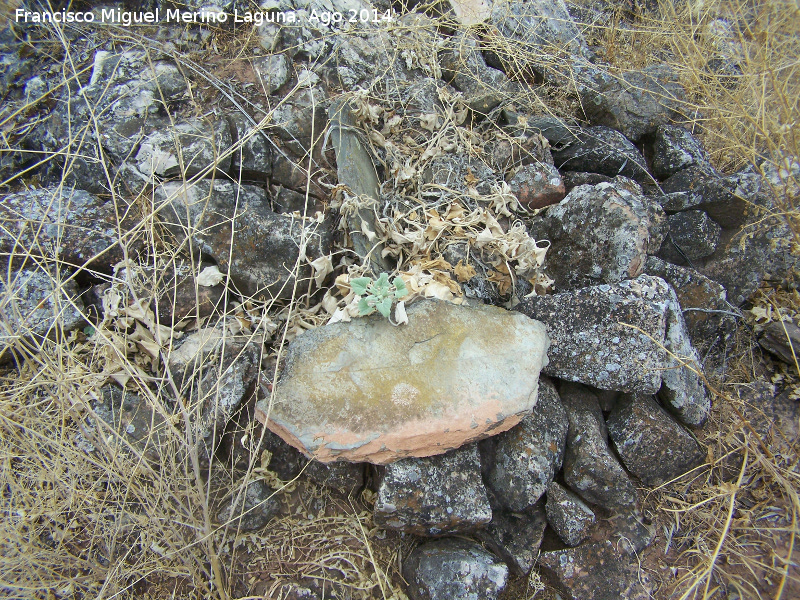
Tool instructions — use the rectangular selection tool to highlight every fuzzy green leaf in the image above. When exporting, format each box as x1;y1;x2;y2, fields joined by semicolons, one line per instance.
393;277;408;298
350;277;371;297
358;297;374;315
373;272;391;296
377;296;393;318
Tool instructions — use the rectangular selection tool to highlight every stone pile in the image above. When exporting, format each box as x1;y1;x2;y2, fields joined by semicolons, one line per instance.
1;1;797;599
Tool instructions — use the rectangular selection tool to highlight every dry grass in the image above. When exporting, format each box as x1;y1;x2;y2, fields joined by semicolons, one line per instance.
0;1;798;599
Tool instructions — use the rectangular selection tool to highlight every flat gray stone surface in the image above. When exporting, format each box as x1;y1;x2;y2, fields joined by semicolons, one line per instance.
516;275;671;394
487;378;568;511
607;395;706;486
374;445;492;536
256;299;549;464
560;382;639;512
404;538;508;600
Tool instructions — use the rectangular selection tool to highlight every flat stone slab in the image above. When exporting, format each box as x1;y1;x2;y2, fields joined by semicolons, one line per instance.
255;299;549;464
516;275;671;393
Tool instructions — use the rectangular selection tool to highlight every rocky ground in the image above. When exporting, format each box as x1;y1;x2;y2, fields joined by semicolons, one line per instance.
0;0;798;599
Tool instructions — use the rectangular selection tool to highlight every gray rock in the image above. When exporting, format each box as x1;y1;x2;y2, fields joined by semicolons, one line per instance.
538;541;653;600
228;113;273;183
439;33;513;113
425;154;498;197
403;538;508;600
487;133;554;174
487;378;568;511
270;151;327;199
651;125;711;180
134;118;231;179
216;480;281;532
518;275;708;402
476;503;548;575
551;126;651;183
659;289;711;427
658;166;747;229
607;395;706;486
255;300;549;464
500;110;577;148
155;179;332;300
270;86;327;156
304;461;364;496
91;385;172;463
151;261;226;327
612;511;656;554
252;53;290;94
490;0;589;60
759;320;800;365
644;257;736;356
328;99;391;273
0;187;141;272
507;163;565;209
0;268;83;358
698;167;799;304
168;322;261;458
561;171;614;191
664;210;722;262
48;50;188;191
527;180;667;291
545;481;595;546
374;445;492;536
559;382;639;512
576;64;686;143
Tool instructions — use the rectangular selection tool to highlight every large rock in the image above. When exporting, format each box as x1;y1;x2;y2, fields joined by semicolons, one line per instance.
545;481;595;547
759;320;800;365
0;268;84;359
255;300;549;464
662;210;722;263
374;445;492;536
559;382;639;512
651;125;712;180
576;64;686;143
516;275;674;393
538;541;653;600
48;50;187;193
0;187;141;271
403;538;508;600
486;378;568;511
607;395;706;486
91;385;172;464
660;289;711;427
134;118;231;179
155;179;332;300
228;113;273;183
644;257;736;356
168;322;261;459
507;163;565;209
439;33;514;113
658;166;748;229
489;0;589;61
551;126;651;183
527;180;667;291
476;504;548;575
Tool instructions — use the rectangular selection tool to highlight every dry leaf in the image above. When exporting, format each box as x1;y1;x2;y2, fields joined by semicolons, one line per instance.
394;301;408;325
196;265;224;287
454;260;477;282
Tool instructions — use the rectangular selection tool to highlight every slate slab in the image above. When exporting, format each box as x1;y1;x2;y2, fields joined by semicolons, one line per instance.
256;299;549;464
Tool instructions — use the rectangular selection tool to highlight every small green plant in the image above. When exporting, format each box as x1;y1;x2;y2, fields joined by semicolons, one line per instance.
350;272;408;319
